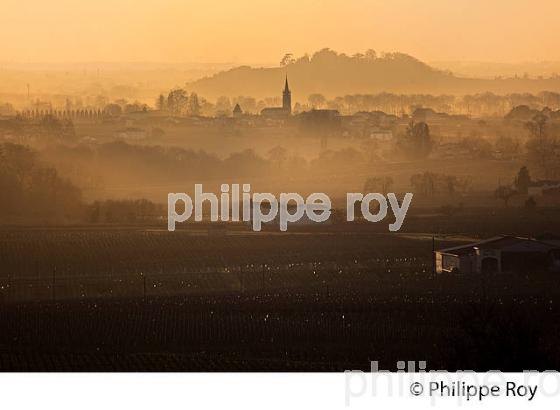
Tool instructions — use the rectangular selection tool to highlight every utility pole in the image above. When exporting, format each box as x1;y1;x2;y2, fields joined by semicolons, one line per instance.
261;263;265;291
143;274;147;300
239;265;244;293
52;266;56;302
432;235;436;275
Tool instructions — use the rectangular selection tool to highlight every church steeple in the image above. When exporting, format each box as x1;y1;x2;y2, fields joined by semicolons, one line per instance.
282;74;292;114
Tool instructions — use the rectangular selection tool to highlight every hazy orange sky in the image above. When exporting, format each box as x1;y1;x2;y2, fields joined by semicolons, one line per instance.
1;0;559;64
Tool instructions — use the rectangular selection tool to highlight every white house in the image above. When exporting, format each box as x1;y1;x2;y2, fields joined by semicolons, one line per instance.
369;129;393;141
114;127;146;141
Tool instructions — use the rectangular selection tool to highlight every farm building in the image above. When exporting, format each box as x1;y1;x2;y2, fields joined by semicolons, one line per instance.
528;180;560;196
435;236;560;274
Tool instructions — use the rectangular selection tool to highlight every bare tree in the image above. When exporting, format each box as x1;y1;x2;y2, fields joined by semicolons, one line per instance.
364;176;394;194
525;113;548;139
494;185;517;207
308;94;326;109
280;53;295;66
267;146;288;169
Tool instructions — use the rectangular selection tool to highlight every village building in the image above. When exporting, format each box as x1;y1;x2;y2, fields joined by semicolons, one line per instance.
232;103;243;118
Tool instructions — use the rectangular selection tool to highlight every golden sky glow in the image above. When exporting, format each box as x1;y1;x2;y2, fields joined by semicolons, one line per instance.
1;0;559;64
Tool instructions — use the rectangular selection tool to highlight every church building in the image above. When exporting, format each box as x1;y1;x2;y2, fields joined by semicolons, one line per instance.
261;75;292;118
